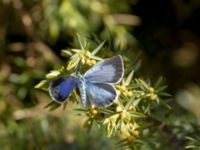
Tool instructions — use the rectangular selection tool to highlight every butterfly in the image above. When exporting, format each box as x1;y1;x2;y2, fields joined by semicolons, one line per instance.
49;55;124;107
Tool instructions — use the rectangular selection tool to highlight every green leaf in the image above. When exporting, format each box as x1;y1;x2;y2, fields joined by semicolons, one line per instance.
159;92;171;97
124;96;135;110
135;79;149;90
185;145;196;149
91;41;105;55
44;101;61;111
129;112;146;118
61;49;72;57
132;99;141;107
132;60;141;73
154;76;164;89
157;85;168;92
124;70;134;86
34;80;49;91
77;34;87;49
115;139;130;150
98;108;115;115
71;49;81;53
67;54;80;70
90;55;103;61
46;70;61;79
186;136;198;142
75;108;88;112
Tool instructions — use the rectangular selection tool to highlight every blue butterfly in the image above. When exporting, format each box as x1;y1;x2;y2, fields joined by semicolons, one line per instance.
49;55;124;107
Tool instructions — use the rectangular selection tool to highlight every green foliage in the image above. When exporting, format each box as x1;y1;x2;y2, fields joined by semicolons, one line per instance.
186;136;200;149
40;0;138;49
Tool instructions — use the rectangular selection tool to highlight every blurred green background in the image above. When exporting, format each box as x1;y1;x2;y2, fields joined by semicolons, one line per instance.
0;0;200;149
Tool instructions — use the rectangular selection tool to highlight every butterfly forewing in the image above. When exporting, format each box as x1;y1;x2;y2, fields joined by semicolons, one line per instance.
49;76;77;103
85;81;117;107
84;55;124;84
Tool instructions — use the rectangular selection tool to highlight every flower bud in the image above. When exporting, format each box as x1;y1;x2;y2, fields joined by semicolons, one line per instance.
91;109;98;115
91;60;96;65
148;87;155;93
116;106;123;112
126;91;133;97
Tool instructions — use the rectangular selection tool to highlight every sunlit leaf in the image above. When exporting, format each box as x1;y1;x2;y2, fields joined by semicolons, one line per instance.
124;70;134;86
34;80;49;91
91;41;105;55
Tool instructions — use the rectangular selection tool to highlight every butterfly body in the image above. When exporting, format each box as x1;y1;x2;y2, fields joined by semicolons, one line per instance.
49;55;124;107
76;75;87;106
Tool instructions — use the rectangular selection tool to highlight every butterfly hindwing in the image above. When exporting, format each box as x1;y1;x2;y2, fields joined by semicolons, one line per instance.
49;76;77;103
84;55;124;84
85;81;117;107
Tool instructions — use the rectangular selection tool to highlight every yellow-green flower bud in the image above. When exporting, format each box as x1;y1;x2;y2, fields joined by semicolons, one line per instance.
126;91;133;97
116;106;123;112
148;87;155;93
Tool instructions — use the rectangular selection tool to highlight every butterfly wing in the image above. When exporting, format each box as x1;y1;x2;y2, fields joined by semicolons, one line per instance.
49;76;77;103
84;55;124;84
85;81;117;107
